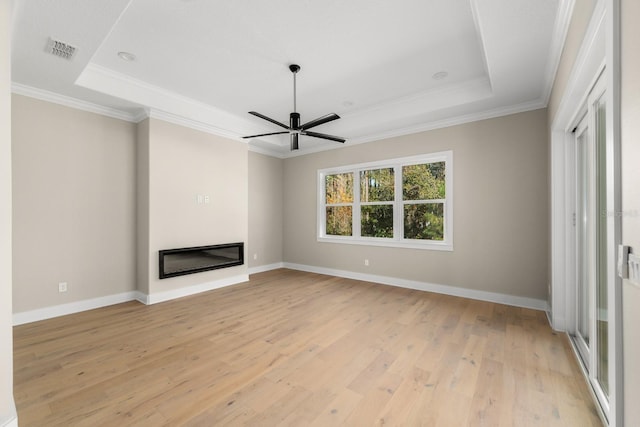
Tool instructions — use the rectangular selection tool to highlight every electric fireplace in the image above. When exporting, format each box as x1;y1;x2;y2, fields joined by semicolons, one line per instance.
159;242;244;279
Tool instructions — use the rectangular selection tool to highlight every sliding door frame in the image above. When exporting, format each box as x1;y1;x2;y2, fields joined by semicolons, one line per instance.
549;0;622;425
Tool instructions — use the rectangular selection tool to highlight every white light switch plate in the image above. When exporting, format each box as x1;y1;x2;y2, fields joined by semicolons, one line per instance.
629;253;640;286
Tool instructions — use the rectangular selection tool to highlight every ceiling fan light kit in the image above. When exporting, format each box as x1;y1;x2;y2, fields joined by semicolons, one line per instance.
243;64;345;151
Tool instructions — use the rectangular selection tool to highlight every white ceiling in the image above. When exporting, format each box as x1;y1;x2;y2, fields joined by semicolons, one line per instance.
11;0;570;157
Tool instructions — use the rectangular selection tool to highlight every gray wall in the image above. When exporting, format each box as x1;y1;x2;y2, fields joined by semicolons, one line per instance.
248;151;283;269
136;119;150;295
283;109;549;301
142;118;248;295
621;0;640;422
12;100;250;308
12;95;137;313
1;0;15;423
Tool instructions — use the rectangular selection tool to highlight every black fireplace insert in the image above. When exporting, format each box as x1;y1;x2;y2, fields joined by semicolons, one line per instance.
159;242;244;279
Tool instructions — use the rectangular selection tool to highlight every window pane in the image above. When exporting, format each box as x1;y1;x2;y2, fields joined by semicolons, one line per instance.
326;206;352;236
360;168;394;202
404;203;444;240
403;162;445;200
361;205;393;238
326;173;353;204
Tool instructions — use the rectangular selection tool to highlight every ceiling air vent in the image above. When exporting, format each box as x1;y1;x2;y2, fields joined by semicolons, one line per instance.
46;38;77;60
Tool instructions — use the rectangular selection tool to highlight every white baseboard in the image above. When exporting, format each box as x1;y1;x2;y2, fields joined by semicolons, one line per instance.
12;275;250;325
144;274;249;305
0;397;17;427
248;262;285;275
13;291;142;326
283;262;549;311
1;417;17;427
12;265;549;325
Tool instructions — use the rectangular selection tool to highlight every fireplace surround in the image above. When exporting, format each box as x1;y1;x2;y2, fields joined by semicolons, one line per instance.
159;242;244;279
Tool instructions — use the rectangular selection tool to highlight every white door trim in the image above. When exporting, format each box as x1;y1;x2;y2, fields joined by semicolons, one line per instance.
550;0;622;425
550;0;605;333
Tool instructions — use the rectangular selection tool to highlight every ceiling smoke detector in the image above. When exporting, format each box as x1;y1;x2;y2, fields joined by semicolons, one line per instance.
46;38;77;60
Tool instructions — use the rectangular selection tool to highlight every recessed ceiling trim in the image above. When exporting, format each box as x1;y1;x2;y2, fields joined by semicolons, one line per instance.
470;0;494;91
13;0;565;157
76;63;257;140
341;76;493;120
266;98;547;159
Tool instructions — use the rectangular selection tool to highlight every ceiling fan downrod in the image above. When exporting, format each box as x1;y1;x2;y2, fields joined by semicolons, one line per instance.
290;64;300;113
289;64;301;150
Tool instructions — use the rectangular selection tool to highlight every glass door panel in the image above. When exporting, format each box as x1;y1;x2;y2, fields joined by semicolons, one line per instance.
571;73;610;418
575;117;592;366
594;93;609;396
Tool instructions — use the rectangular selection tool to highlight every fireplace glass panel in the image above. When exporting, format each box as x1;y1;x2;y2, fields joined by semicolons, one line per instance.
159;243;244;279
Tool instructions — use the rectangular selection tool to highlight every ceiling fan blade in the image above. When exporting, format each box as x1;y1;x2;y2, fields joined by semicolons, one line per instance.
248;111;290;130
303;131;345;143
242;131;288;139
291;133;299;150
300;113;340;131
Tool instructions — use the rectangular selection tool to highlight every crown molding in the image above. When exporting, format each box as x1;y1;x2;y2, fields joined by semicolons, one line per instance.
76;63;254;140
280;98;546;158
131;109;149;123
12;79;546;161
540;0;577;106
145;109;245;142
550;0;606;129
351;98;547;145
248;76;494;159
248;144;286;159
11;82;140;122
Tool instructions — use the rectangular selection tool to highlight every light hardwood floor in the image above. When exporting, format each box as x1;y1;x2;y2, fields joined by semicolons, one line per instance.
14;269;602;426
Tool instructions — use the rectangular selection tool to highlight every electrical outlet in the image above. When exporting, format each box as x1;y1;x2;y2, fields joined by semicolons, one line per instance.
253;253;258;260
364;259;369;266
58;282;68;293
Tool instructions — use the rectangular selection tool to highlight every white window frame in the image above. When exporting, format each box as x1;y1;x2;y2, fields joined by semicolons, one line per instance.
317;151;453;251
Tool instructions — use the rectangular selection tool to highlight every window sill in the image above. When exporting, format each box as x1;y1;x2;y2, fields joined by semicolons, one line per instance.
317;236;453;251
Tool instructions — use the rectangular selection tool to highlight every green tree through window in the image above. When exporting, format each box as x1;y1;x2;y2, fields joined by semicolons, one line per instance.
319;152;452;249
325;173;353;236
403;162;445;240
360;168;394;238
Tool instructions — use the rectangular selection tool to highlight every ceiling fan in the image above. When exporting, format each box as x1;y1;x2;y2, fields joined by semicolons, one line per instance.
243;64;345;150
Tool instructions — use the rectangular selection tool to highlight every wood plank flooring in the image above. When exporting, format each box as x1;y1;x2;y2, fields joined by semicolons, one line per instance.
13;269;602;426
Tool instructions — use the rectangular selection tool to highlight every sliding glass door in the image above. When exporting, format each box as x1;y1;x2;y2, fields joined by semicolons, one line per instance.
572;72;609;416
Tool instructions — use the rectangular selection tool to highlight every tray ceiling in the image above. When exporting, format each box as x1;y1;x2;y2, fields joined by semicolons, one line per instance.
11;0;569;157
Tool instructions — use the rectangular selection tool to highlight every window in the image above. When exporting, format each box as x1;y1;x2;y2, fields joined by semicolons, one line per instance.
318;151;453;250
325;172;353;236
